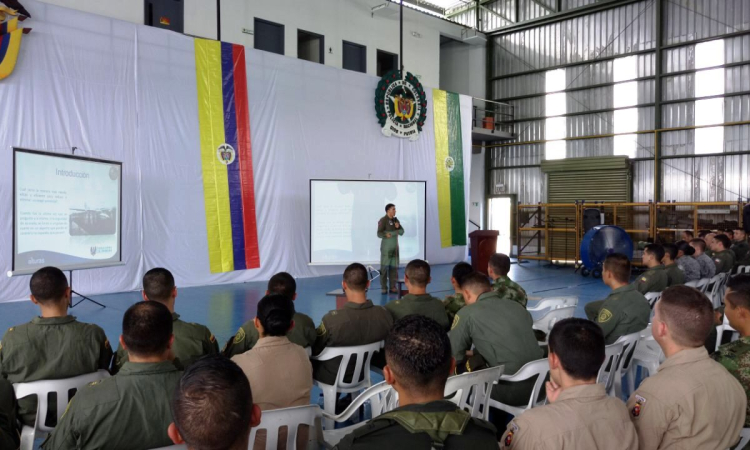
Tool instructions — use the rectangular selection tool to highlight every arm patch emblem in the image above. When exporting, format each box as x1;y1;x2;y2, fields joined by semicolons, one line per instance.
598;309;613;323
451;315;460;330
233;327;246;344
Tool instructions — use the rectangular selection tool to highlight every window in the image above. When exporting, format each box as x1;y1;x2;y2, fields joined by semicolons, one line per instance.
613;56;638;83
377;50;398;76
298;29;324;64
544;69;567;160
695;68;724;98
695;39;724;70
613;56;640;158
694;39;725;154
614;81;638;108
254;18;284;55
545;69;565;93
144;0;184;33
342;41;366;73
545;140;566;160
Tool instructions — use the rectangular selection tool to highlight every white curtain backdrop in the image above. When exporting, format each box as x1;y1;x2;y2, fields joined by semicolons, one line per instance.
0;1;473;302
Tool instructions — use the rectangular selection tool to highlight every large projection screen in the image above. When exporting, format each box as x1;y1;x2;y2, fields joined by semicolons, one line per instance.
310;179;426;265
12;148;123;275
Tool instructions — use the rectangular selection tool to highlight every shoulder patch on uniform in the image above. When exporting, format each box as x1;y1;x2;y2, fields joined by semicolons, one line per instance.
640;277;648;283
104;339;110;349
504;422;518;447
234;327;246;344
451;315;460;330
209;334;216;343
631;395;646;418
8;327;13;332
316;322;327;336
598;309;613;323
331;310;338;316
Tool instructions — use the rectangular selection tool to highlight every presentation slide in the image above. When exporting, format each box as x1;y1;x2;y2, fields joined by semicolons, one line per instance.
12;149;122;275
310;180;426;265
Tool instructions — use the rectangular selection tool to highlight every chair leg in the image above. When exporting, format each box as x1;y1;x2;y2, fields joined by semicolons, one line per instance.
322;387;337;430
626;366;636;396
20;426;35;450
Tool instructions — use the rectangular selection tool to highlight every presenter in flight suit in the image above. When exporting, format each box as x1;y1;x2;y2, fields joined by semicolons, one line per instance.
377;204;404;294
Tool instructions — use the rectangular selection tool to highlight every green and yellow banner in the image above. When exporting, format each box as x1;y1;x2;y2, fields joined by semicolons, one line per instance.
433;89;466;248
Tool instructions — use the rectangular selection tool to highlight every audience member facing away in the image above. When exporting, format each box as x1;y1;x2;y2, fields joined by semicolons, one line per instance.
385;259;449;329
632;244;668;294
713;274;750;428
0;266;112;427
675;240;701;282
224;272;316;357
681;230;694;242
661;244;685;287
334;315;498;450
42;301;183;450
0;378;19;450
488;253;528;307
443;261;474;323
450;272;543;406
627;286;746;450
501;318;638;450
112;268;218;373
689;238;716;279
312;263;393;385
733;227;750;266
711;234;736;274
584;254;650;344
169;355;260;450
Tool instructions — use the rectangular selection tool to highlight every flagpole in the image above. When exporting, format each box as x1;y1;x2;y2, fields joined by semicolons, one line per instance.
400;0;404;77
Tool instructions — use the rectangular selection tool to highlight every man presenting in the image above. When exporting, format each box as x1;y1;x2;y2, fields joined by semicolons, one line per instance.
377;203;404;294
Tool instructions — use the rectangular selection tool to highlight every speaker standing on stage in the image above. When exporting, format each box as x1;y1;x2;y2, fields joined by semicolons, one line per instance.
377;204;404;294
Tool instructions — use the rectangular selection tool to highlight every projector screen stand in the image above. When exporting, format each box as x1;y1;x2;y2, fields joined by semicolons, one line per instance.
69;270;106;309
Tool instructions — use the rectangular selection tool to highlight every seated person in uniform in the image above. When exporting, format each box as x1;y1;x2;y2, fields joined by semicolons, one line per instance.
704;232;717;257
42;301;183;450
501;318;638;450
224;272;316;357
725;229;736;239
681;230;694;242
312;263;393;386
675;241;701;282
488;253;527;307
112;268;218;373
627;286;746;450
443;261;473;323
385;259;449;329
334;315;498;450
713;274;750;428
584;254;650;344
631;244;668;294
0;266;111;427
450;272;543;407
0;379;19;450
689;238;716;279
732;228;750;267
710;234;735;274
169;355;261;450
662;244;685;286
232;295;312;450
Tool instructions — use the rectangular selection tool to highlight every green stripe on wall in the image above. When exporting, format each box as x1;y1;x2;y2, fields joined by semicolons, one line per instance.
446;92;466;246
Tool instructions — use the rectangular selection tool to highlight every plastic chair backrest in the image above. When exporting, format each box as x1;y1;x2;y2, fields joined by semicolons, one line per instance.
500;359;549;410
311;341;382;390
645;292;661;308
248;405;322;450
323;381;399;423
13;370;111;433
598;343;623;392
736;427;750;450
708;273;728;308
444;366;504;420
527;296;578;312
613;332;641;374
684;280;699;288
532;306;576;333
696;277;710;293
737;266;750;275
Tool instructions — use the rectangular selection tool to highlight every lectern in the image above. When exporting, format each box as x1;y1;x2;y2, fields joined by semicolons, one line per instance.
469;230;499;275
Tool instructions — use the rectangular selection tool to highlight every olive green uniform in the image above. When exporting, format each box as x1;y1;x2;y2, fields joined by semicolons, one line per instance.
0;379;19;450
0;316;112;426
333;400;498;450
630;265;669;294
584;284;650;345
312;301;393;385
713;249;736;274
386;294;450;330
733;239;750;266
449;291;544;406
377;215;404;291
222;312;316;358
112;312;218;373
492;276;528;308
443;293;465;323
664;262;685;287
41;361;182;450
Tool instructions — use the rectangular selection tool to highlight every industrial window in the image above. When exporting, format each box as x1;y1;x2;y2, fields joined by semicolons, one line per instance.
342;41;366;73
613;56;639;158
298;29;324;64
544;69;567;160
376;50;398;77
254;18;284;55
694;39;725;155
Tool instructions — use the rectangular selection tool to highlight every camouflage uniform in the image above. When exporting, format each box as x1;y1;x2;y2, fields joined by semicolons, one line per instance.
676;255;701;282
443;293;465;323
695;253;716;279
492;276;528;308
714;336;750;427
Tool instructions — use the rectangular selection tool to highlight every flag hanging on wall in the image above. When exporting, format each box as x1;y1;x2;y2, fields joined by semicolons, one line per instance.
433;89;466;248
194;39;260;273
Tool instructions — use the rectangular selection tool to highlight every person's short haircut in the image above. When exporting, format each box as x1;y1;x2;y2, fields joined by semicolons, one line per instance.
734;228;747;236
714;234;731;249
488;253;511;276
725;229;735;235
690;238;706;251
343;263;369;292
256;294;295;337
461;272;491;295
657;286;714;347
698;230;711;238
644;244;665;262
663;243;678;261
385;315;451;395
385;203;395;213
548;318;605;381
29;267;68;304
172;355;252;450
267;272;296;298
405;259;431;287
677;241;695;256
122;301;173;357
143;268;175;303
683;230;694;239
603;254;631;283
451;262;474;287
726;274;750;311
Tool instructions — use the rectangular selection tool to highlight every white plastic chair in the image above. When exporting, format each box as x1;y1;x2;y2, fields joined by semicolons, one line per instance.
527;296;579;312
707;273;728;309
645;292;661;308
597;343;623;395
488;359;549;417
532;306;576;345
304;347;312;357
715;315;740;352
321;381;399;446
311;341;383;430
444;366;504;421
627;324;665;393
695;277;710;293
735;428;750;449
609;332;641;399
685;280;700;288
248;404;323;450
13;370;111;450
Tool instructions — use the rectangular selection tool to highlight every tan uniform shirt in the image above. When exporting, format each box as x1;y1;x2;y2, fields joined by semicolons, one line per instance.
627;347;746;450
501;384;638;450
232;336;312;411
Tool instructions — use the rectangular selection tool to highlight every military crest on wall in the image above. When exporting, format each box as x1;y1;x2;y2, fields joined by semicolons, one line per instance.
375;70;427;141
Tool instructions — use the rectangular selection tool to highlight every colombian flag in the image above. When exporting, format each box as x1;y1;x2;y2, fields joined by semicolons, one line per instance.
433;89;466;248
0;22;26;80
195;39;260;273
